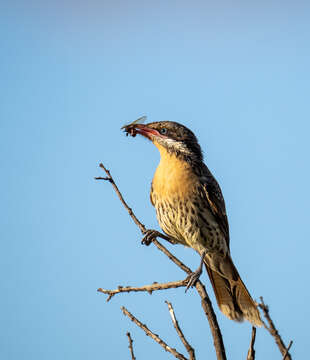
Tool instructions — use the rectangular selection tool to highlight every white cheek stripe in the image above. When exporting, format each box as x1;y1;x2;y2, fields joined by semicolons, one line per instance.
157;137;192;155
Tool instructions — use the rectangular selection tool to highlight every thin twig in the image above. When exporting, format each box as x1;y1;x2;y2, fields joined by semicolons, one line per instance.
283;341;293;360
151;239;192;274
258;297;292;360
121;307;188;360
126;332;136;360
97;164;226;360
95;163;173;243
166;301;195;360
246;327;256;360
194;281;227;360
98;279;188;301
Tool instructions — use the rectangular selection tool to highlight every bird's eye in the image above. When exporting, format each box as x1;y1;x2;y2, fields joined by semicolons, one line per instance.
160;128;167;135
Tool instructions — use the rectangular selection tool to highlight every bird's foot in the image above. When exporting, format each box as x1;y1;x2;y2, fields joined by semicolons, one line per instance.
185;269;202;292
141;229;161;246
142;229;175;245
185;250;207;292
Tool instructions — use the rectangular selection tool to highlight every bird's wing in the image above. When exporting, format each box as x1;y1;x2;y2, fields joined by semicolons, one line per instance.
200;165;230;248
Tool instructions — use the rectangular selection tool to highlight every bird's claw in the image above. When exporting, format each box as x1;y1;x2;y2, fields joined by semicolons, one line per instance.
184;250;207;292
185;268;203;292
141;229;160;246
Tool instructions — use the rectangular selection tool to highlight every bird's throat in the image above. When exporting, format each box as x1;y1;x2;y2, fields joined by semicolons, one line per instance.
152;141;197;198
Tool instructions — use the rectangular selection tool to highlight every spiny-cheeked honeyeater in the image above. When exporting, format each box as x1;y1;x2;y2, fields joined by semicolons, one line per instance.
124;120;262;326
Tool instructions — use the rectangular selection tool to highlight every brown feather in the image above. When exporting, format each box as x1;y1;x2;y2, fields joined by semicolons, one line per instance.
205;256;262;326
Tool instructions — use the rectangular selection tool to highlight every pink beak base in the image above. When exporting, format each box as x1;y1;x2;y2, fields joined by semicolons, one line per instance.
134;124;161;139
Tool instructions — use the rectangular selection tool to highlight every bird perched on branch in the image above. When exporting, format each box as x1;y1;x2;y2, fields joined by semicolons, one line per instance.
123;119;262;326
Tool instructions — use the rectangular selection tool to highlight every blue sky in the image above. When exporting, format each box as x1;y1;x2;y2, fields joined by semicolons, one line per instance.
1;1;309;359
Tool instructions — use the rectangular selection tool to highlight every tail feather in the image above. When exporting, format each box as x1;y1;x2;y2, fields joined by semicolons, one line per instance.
205;257;262;327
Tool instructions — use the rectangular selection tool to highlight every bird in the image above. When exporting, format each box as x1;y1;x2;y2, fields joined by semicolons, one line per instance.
124;119;262;326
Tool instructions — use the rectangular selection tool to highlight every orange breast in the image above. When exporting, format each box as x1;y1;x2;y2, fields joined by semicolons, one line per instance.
151;141;197;199
150;142;224;252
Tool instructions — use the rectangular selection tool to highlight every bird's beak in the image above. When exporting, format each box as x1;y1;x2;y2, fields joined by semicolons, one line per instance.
134;124;161;139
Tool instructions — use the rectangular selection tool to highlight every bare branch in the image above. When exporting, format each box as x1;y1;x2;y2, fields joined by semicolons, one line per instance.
95;163;172;243
154;241;227;360
166;301;195;360
126;332;136;360
121;306;188;360
246;327;256;360
258;297;293;360
97;279;188;301
151;235;225;359
151;239;192;274
194;281;227;360
97;164;227;360
283;341;293;360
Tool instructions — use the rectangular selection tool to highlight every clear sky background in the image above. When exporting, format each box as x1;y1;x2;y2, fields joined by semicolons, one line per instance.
1;1;309;359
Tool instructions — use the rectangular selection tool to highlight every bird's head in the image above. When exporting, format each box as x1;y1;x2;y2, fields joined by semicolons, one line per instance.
124;121;203;163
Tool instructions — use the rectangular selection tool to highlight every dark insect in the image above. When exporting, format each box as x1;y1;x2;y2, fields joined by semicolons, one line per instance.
121;116;147;137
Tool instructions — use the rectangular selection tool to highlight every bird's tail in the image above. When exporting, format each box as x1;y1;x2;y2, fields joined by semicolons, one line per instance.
204;256;262;326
